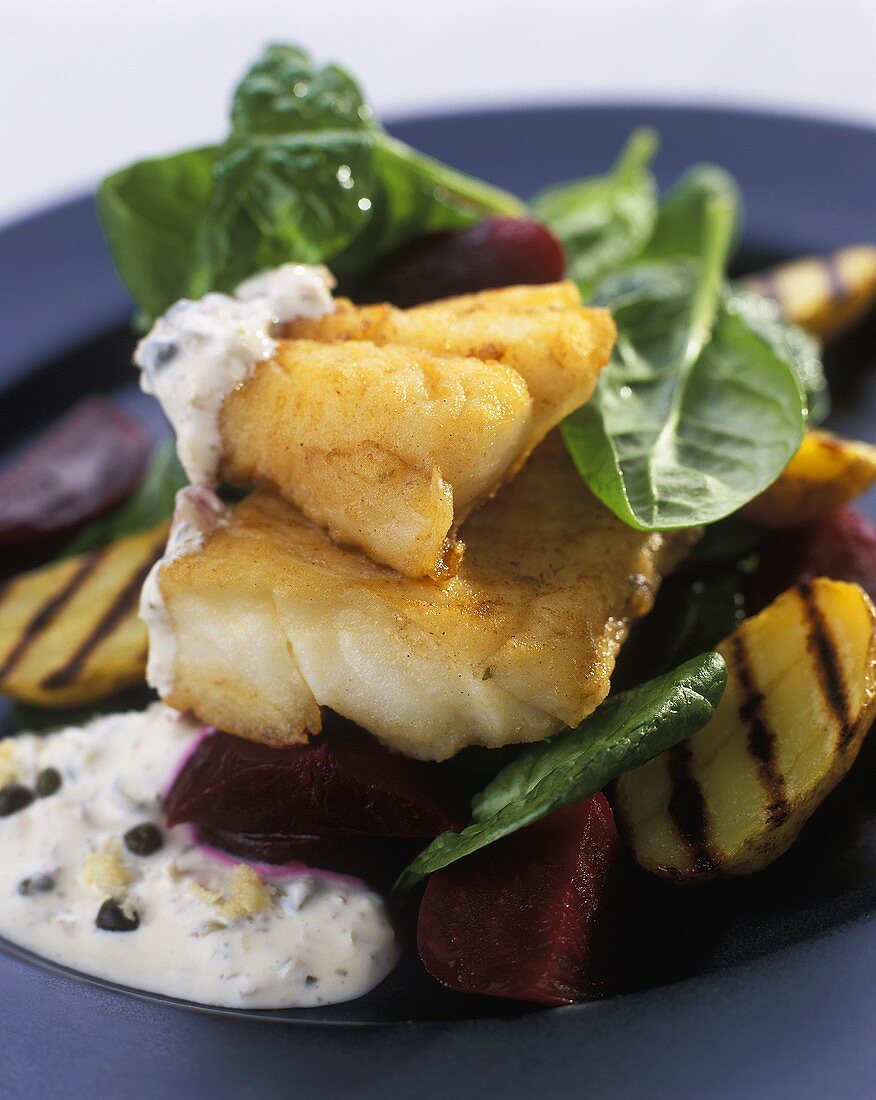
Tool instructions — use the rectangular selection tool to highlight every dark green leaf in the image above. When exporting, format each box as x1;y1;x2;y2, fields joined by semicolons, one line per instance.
229;43;374;137
532;128;658;295
62;439;185;556
395;652;727;890
98;44;522;324
682;515;764;568
563;200;805;530
96;147;217;326
726;287;829;423
332;135;524;277
203;130;376;290
643;164;743;262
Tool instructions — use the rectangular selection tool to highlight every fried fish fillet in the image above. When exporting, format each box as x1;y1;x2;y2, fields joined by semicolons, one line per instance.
287;282;603;434
219;283;615;580
155;435;693;762
220;342;532;581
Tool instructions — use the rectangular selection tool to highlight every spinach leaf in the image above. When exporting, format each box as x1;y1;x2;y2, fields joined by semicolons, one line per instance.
202;44;377;290
395;651;727;890
63;439;185;556
332;135;524;278
532;128;658;295
643;164;743;262
97;147;217;327
229;43;373;137
98;44;522;325
682;515;764;568
562;199;806;529
727;287;828;423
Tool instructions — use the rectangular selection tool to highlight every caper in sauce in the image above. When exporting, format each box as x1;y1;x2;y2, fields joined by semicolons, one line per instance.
35;768;62;798
123;823;163;857
0;783;35;817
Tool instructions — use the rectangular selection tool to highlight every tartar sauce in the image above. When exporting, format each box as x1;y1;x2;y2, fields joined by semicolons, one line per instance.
0;704;399;1009
134;263;335;485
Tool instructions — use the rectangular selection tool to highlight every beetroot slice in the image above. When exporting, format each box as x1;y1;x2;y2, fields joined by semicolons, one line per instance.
195;826;420;890
0;397;151;547
417;795;621;1006
354;218;566;307
165;717;468;838
747;506;876;613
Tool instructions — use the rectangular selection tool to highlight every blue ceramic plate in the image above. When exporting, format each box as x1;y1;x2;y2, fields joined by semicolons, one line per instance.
1;104;875;1099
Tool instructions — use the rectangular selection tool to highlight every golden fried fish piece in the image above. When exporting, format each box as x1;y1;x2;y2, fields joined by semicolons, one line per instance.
288;281;613;451
220;341;532;581
220;283;615;580
155;435;692;762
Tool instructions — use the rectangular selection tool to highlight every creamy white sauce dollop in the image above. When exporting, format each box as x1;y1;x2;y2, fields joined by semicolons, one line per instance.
0;705;399;1009
135;263;335;485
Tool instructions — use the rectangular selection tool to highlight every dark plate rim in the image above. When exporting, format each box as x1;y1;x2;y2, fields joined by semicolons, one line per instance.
2;97;872;238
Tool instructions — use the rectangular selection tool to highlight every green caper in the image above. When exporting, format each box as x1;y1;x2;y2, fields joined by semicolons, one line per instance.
0;783;35;817
123;823;163;857
35;768;62;798
95;899;140;932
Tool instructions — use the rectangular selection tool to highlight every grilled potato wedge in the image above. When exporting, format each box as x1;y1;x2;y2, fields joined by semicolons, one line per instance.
614;578;876;880
0;521;168;706
746;245;876;340
743;429;876;528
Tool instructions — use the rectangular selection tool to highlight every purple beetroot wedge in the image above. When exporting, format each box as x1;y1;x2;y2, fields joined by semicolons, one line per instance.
165;717;469;839
354;218;566;307
417;794;622;1005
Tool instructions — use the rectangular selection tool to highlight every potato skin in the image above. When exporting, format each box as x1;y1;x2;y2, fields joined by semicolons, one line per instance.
614;578;876;881
743;430;876;529
745;244;876;341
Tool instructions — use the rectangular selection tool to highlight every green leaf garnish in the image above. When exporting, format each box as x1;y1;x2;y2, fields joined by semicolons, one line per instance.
532;128;658;296
395;651;727;891
561;196;806;530
726;286;829;423
98;44;522;326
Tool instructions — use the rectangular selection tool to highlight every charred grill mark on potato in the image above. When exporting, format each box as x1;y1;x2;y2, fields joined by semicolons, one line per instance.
746;245;876;341
39;540;165;692
666;742;717;874
615;580;876;881
0;552;104;683
798;580;853;749
729;633;791;827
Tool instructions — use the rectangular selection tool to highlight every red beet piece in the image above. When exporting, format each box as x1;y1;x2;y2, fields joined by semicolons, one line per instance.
195;826;420;890
165;718;468;838
0;397;150;548
417;795;621;1005
747;506;876;613
355;217;566;307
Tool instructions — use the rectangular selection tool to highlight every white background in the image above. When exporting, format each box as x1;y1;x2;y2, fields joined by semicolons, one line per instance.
1;0;875;227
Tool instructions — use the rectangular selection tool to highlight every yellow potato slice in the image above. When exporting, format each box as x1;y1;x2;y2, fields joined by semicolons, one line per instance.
614;578;876;880
157;434;693;761
746;245;876;340
0;522;168;706
743;429;876;528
